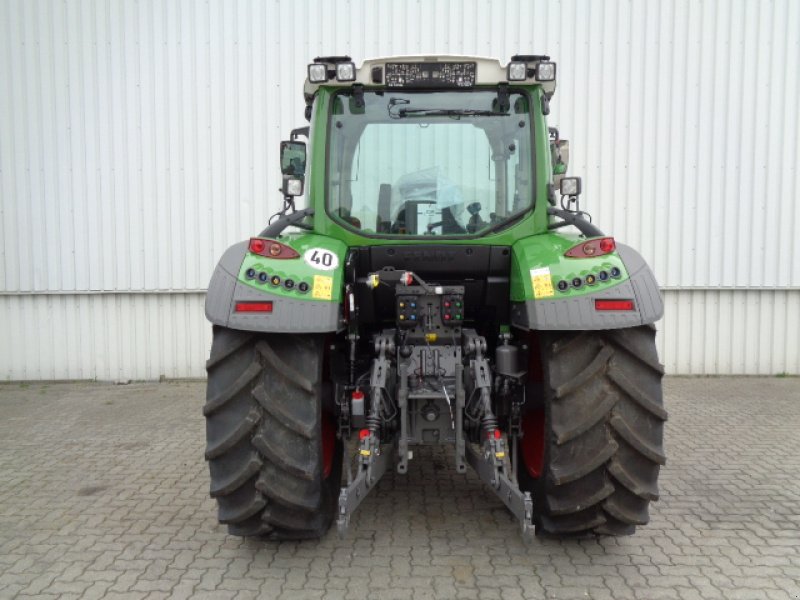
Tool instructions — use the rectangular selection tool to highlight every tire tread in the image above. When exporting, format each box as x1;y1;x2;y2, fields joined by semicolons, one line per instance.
527;325;666;537
204;328;340;540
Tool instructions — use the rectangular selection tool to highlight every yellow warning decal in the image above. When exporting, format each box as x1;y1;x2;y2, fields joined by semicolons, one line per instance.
530;268;555;299
312;275;333;300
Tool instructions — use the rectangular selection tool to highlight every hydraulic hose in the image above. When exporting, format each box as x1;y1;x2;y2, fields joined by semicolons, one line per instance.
259;208;314;238
547;207;605;238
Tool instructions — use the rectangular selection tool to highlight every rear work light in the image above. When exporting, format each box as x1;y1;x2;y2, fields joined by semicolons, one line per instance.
507;61;528;81
248;238;300;259
595;299;635;311
235;301;273;313
565;237;616;258
308;63;328;83
535;61;557;81
335;61;356;82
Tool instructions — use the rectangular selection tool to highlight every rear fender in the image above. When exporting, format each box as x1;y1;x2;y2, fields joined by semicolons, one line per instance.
509;233;662;330
205;234;346;333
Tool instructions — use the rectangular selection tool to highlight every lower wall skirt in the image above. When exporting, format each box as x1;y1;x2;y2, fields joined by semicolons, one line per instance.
1;289;798;380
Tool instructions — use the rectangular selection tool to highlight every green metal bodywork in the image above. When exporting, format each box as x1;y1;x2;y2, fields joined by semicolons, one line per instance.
237;233;347;303
509;234;629;301
236;83;630;304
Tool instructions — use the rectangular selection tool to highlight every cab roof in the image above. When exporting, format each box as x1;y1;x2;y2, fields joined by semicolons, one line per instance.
302;54;556;103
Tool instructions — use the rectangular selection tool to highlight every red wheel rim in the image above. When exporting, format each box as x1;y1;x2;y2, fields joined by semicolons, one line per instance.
521;408;545;479
321;416;336;480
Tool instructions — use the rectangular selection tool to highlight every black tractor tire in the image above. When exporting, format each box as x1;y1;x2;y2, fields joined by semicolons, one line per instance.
518;325;666;536
203;326;342;540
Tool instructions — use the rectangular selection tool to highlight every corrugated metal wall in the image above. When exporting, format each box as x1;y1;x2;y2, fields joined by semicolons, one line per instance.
1;0;798;379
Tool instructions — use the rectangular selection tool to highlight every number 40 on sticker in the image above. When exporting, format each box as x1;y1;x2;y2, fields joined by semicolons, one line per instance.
304;248;339;271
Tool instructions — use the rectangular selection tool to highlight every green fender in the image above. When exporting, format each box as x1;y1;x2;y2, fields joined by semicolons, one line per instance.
509;232;663;330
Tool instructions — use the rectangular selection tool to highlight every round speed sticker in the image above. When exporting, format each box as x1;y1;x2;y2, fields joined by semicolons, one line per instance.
304;248;339;271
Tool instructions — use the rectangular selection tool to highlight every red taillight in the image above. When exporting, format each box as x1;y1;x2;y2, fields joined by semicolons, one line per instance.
235;301;273;313
565;237;616;258
248;238;299;259
599;238;615;253
595;299;635;311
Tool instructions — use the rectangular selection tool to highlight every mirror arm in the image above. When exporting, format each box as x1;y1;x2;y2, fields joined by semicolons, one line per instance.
291;126;310;140
260;208;315;238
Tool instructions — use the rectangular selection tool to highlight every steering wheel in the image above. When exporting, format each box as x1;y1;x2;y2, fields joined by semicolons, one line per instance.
426;221;443;234
427;207;467;235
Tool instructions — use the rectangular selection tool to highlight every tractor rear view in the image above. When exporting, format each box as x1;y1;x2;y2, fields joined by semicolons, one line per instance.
203;55;666;540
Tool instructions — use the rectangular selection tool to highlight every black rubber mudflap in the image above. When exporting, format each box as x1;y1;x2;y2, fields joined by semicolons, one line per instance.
204;326;342;540
519;325;666;536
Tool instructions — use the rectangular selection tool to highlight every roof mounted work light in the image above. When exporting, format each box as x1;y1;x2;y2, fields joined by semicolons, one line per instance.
335;61;356;82
307;63;328;83
507;61;527;81
535;61;557;81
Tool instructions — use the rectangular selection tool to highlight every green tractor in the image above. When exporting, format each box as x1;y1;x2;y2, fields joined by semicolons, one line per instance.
203;55;666;540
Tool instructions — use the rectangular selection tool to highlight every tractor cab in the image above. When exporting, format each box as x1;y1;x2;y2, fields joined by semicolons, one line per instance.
295;55;558;243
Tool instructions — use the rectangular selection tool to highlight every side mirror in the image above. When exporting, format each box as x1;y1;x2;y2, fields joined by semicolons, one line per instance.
280;141;306;198
280;141;306;176
551;139;570;188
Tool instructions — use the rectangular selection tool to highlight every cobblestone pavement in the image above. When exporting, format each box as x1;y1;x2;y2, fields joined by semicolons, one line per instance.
0;378;799;600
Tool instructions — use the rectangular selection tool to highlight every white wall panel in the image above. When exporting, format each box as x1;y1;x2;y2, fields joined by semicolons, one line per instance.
0;293;210;381
661;290;800;376
1;0;798;378
1;290;797;381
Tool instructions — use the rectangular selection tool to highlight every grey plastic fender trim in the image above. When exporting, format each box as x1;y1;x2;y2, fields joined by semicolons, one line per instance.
510;243;663;331
205;241;249;326
205;242;343;333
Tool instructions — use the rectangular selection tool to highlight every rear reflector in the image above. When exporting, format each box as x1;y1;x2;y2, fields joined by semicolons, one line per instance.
235;301;273;313
595;299;635;311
